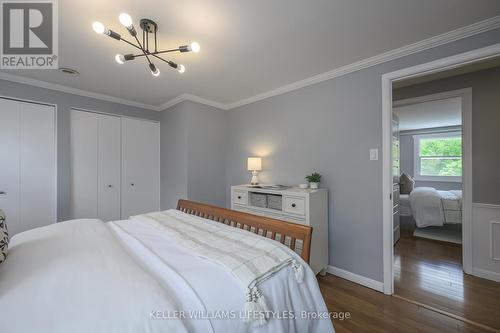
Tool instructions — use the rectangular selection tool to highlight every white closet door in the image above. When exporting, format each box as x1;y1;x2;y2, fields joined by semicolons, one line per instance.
121;118;160;218
97;114;121;221
0;98;55;235
0;99;21;233
19;102;56;233
70;110;98;219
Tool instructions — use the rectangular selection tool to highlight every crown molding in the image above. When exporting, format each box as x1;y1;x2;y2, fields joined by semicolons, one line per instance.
159;93;229;111
1;16;499;112
0;71;162;111
224;15;500;109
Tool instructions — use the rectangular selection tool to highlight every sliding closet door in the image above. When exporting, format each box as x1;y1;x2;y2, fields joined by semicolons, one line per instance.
70;110;121;221
97;114;121;221
70;111;98;219
121;118;160;218
19;102;56;232
0;98;56;235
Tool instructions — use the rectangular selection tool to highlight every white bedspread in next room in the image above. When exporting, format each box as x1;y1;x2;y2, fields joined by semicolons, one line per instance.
409;187;462;228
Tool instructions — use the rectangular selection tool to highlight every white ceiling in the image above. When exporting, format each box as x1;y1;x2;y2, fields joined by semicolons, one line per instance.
1;0;500;109
394;97;462;131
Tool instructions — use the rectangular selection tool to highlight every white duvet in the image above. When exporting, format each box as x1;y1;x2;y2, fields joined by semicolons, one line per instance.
409;187;462;228
0;216;333;333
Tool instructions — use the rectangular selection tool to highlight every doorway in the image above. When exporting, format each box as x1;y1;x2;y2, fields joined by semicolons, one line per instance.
382;45;500;330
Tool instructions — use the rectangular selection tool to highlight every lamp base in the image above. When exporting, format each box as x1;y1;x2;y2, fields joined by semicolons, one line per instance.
250;170;259;185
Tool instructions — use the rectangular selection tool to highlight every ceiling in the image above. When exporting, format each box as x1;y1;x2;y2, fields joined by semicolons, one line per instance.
1;0;500;109
394;97;462;131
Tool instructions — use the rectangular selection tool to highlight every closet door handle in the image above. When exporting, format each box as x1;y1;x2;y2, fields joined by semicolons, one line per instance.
0;191;6;195
130;183;135;187
107;185;113;188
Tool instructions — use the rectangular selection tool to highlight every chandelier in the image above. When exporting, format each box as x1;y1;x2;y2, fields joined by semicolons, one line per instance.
92;13;200;77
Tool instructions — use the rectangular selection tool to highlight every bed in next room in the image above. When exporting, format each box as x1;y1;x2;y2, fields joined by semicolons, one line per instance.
400;187;462;228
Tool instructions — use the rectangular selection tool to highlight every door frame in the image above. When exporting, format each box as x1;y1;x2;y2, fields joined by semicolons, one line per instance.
381;43;500;295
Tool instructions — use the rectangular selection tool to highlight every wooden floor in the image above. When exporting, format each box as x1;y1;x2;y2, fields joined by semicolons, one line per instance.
318;274;490;332
394;236;500;332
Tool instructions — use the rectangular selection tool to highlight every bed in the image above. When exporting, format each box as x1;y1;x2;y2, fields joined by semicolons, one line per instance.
0;200;334;333
400;187;462;228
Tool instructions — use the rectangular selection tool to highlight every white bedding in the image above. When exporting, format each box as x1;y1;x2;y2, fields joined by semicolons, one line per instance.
0;219;189;333
409;187;462;228
0;214;333;333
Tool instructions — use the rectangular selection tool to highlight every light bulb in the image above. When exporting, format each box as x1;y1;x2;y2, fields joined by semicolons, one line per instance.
92;21;105;34
177;64;185;73
115;54;125;64
189;41;200;53
119;13;133;28
149;63;160;77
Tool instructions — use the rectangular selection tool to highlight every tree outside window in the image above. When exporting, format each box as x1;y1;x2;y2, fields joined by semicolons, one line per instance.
414;132;462;181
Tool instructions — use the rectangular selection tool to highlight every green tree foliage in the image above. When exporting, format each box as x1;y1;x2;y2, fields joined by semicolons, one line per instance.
420;137;462;157
419;136;462;176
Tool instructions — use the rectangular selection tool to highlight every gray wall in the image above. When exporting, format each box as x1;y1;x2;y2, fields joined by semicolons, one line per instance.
394;65;500;204
399;127;462;191
0;79;160;221
160;101;227;210
225;29;500;282
160;102;189;209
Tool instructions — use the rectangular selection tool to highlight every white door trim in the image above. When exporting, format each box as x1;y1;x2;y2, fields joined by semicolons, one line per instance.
381;43;500;295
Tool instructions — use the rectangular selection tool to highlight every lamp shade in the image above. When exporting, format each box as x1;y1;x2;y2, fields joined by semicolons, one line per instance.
247;157;262;171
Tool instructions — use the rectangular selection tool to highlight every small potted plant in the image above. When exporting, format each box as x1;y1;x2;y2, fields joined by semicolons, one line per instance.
306;172;322;189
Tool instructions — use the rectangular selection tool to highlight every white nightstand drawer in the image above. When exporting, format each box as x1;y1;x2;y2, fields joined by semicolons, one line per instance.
284;216;308;226
233;191;247;205
232;204;248;213
283;196;306;215
248;209;283;221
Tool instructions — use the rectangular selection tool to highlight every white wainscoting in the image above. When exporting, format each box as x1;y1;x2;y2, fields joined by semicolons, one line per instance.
326;265;384;292
471;203;500;282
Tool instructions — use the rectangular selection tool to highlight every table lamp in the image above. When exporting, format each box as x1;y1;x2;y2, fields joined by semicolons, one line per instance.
247;157;262;185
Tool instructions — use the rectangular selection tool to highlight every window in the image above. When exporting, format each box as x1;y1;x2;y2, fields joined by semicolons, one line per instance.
413;132;462;182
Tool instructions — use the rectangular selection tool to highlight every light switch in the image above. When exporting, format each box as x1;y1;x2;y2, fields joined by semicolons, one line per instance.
370;149;378;161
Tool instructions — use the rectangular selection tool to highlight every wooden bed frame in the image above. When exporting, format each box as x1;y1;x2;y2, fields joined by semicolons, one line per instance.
177;199;312;263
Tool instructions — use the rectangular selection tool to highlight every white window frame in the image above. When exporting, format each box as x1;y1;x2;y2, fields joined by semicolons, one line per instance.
413;131;462;182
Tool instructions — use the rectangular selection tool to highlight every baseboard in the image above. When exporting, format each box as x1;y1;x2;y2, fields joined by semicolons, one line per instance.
471;268;500;282
326;265;384;292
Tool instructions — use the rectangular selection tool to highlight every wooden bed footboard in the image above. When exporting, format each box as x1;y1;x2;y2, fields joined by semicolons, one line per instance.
177;199;312;263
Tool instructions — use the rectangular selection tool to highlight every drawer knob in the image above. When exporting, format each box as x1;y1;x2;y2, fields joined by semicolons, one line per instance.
291;203;296;208
237;196;242;199
108;184;112;188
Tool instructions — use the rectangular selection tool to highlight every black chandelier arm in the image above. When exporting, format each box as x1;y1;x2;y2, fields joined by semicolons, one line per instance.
131;48;182;58
147;53;179;69
120;37;143;52
154;30;158;53
133;35;153;65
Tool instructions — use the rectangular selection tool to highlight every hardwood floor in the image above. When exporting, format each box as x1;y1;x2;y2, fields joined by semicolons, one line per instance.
318;274;490;332
394;236;500;332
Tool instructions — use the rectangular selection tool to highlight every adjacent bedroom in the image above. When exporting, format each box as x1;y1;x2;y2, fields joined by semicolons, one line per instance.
391;57;500;330
1;1;500;332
